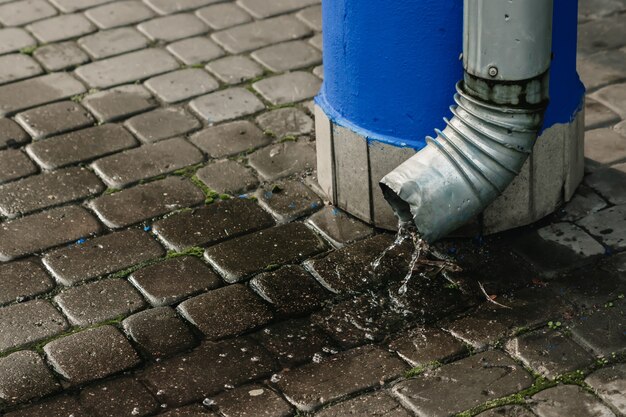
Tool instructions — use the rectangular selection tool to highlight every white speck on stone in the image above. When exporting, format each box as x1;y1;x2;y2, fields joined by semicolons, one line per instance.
249;389;265;397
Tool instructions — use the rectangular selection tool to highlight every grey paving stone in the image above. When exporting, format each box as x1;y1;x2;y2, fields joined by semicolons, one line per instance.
0;149;37;185
316;391;411;417
591;82;626;118
296;5;322;31
306;206;374;248
247;140;316;181
530;385;616;417
196;160;259;195
158;405;217;417
257;179;322;223
561;185;608;221
143;0;221;15
129;256;221;306
585;364;626;415
250;265;327;316
82;85;158;123
0;0;57;26
585;99;621;130
584;128;626;171
393;351;533;417
206;55;264;85
178;284;273;339
253;72;321;105
0;300;68;352
85;0;155;29
0;167;104;219
0;259;54;306
78;27;149;59
3;395;88;417
213;383;293;417
0;205;102;262
152;198;275;251
90;137;203;188
26;124;138;170
122;306;196;358
140;338;277;406
15;101;94;140
256;107;314;139
550;266;626;311
0;118;30;150
212;15;312;54
138;13;207;42
309;33;322;50
578;14;626;56
43;229;165;286
26;13;96;43
577;205;626;250
44;325;141;385
0;73;86;117
569;304;625;356
237;0;319;19
78;376;160;417
252;40;321;72
476;406;538;417
0;351;60;405
0;28;37;55
190;120;270;158
88;176;205;228
124;107;201;143
189;87;265;124
166;36;225;65
276;345;407;412
32;42;89;72
586;163;626;205
205;222;328;283
0;54;42;85
388;326;467;368
579;0;626;21
195;3;251;30
145;69;219;104
75;49;179;89
49;0;113;12
577;48;626;92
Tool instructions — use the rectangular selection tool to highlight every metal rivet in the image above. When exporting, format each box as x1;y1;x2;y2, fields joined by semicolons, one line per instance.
488;66;498;77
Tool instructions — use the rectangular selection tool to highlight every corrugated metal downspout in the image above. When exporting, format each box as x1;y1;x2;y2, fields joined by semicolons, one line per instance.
380;0;554;242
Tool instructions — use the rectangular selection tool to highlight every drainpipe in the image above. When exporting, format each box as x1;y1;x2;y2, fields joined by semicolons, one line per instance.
380;0;554;242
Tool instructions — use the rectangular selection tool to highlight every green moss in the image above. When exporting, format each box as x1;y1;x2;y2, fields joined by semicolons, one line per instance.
104;187;121;195
19;45;38;55
188;175;219;204
166;246;204;259
404;360;442;378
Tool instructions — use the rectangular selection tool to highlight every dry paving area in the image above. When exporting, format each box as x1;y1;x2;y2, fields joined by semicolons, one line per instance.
0;0;625;416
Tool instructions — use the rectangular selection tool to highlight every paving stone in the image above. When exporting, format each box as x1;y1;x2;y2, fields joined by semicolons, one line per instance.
237;0;319;19
257;179;321;223
90;138;203;188
143;0;221;15
26;13;96;43
550;265;626;311
0;149;37;185
0;300;68;352
306;206;374;248
15;101;94;140
578;14;626;56
250;265;327;316
561;185;608;221
129;256;221;306
0;259;54;306
253;72;321;105
145;69;219;104
32;42;89;71
388;326;467;368
579;0;626;21
476;406;538;417
26;124;138;170
44;325;141;385
195;3;251;30
3;395;88;417
586;163;626;205
313;64;323;78
591;82;626;118
166;36;225;65
530;385;616;417
79;376;160;417
256;107;314;139
585;364;626;415
0;206;102;262
601;251;626;273
152;198;275;251
213;383;293;417
577;48;626;91
0;54;42;85
206;55;264;85
138;13;207;42
569;304;625;356
0;351;60;405
49;0;113;12
189;87;265;124
78;27;149;59
276;345;407;412
585;99;621;130
88;176;205;228
75;49;179;89
205;222;328;282
124;107;201;143
122;306;196;358
0;167;104;219
584;128;626;171
0;0;57;26
316;391;411;417
0;73;86;117
615;120;626;137
212;15;312;54
0;28;37;55
577;205;626;250
178;284;273;339
247;140;316;181
82;85;158;123
158;405;217;417
85;0;155;29
196;160;259;195
296;5;322;31
393;350;533;417
252;40;321;72
189;120;271;158
140;337;277;406
0;118;30;150
43;229;165;286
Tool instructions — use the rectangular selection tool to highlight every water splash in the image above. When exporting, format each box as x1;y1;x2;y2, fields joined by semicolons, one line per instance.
370;220;414;271
398;237;427;295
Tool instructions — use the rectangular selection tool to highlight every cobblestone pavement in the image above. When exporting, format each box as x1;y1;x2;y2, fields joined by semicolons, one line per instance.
0;0;625;416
